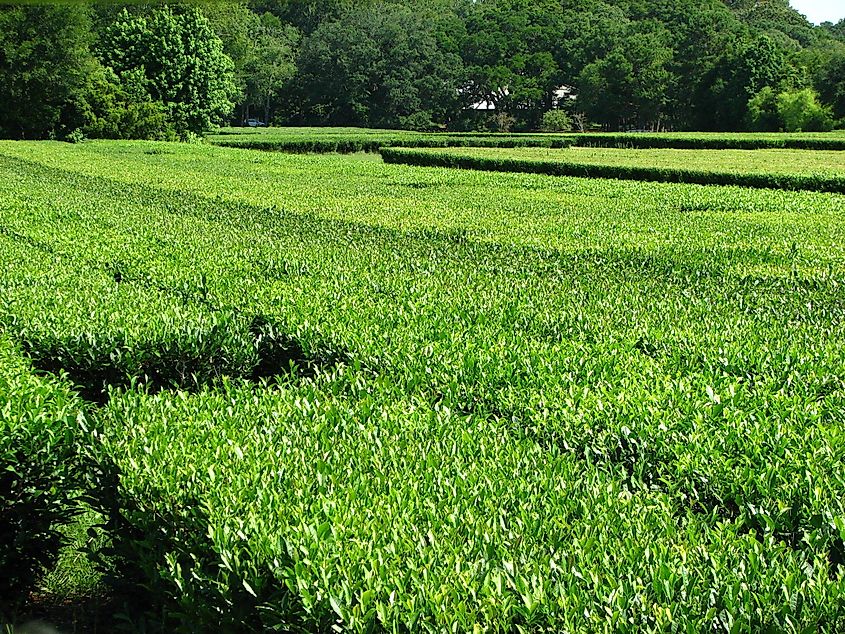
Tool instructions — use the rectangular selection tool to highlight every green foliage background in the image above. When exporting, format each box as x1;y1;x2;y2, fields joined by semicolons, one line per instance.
0;0;844;137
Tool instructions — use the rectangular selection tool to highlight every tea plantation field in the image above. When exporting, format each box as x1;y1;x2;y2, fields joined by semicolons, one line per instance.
2;139;845;632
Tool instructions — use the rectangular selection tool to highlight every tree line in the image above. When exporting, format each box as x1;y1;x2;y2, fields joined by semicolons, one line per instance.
1;0;843;139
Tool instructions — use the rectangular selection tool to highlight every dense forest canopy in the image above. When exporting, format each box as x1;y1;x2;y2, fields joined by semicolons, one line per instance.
0;0;843;138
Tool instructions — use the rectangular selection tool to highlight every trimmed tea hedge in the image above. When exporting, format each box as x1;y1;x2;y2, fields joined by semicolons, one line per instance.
212;135;575;154
213;133;845;155
381;147;845;193
571;133;845;151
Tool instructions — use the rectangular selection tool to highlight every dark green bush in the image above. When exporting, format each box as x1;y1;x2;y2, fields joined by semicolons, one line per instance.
72;66;178;141
541;110;572;132
747;87;782;132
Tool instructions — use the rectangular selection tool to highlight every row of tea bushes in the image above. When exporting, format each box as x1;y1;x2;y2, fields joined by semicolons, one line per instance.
211;135;574;154
208;127;845;154
0;336;89;619
381;147;845;193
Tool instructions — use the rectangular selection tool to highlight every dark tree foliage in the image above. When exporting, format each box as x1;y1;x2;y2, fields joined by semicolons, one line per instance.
0;5;93;139
578;23;674;130
461;0;565;126
555;1;629;84
291;2;463;129
814;47;845;122
827;19;845;42
204;4;299;125
726;0;820;48
249;0;366;33
0;0;842;136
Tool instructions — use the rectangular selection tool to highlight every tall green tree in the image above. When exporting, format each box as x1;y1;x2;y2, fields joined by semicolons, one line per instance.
245;13;299;124
293;2;463;128
460;0;564;126
0;5;93;139
203;3;300;124
202;1;263;120
554;1;629;84
700;33;790;130
577;25;674;130
97;6;237;134
657;1;747;129
812;46;845;122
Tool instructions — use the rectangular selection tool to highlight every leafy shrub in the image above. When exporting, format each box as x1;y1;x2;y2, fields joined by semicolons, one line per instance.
65;128;86;144
96;7;237;135
180;130;205;144
540;109;572;132
777;89;834;133
490;111;516;132
397;111;436;131
71;65;177;141
747;87;834;133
